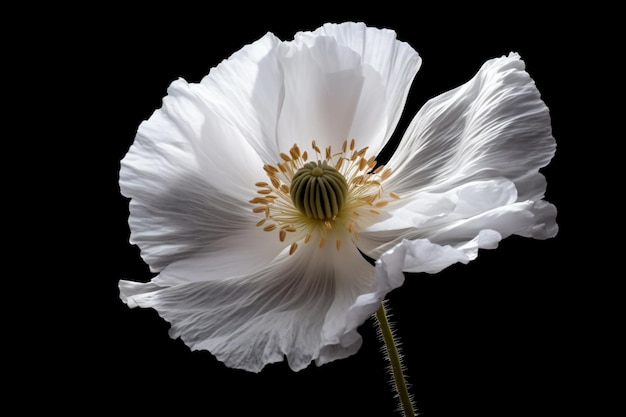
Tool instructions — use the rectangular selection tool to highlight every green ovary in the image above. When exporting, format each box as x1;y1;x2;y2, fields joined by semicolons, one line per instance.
290;161;349;221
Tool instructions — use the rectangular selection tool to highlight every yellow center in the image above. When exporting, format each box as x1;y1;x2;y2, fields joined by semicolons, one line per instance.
250;139;400;255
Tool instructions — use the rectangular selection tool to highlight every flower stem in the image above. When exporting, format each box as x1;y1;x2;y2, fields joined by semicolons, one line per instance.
375;302;415;417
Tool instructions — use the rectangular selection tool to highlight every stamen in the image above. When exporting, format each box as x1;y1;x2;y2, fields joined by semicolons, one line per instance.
312;140;321;154
264;164;279;174
289;145;300;160
252;139;397;254
249;197;268;204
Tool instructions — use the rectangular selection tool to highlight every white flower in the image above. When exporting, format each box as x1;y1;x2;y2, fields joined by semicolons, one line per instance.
119;22;557;372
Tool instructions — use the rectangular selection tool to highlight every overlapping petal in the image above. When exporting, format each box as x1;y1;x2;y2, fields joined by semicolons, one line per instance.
299;22;422;153
120;77;271;272
279;22;422;155
120;237;375;372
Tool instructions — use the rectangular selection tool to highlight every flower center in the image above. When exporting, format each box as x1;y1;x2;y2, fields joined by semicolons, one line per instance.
250;139;399;255
290;161;348;221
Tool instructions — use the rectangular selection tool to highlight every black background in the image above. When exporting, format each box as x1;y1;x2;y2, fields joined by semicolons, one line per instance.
36;4;613;416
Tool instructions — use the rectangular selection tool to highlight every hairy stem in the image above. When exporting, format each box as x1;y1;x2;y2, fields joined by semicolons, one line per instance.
375;302;415;417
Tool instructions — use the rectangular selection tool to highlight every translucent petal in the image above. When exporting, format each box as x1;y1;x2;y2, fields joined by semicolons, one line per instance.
198;32;285;163
299;22;422;153
276;22;421;156
386;53;555;199
119;238;375;372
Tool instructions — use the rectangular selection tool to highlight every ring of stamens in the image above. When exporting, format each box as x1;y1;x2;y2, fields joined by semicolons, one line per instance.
250;139;399;255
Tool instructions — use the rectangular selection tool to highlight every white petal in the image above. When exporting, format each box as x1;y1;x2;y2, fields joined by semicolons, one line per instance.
359;178;518;256
121;165;257;272
386;52;555;199
119;239;375;372
393;231;502;275
344;231;501;333
120;34;295;271
276;37;368;151
198;32;285;163
276;22;421;155
299;22;422;152
515;199;558;239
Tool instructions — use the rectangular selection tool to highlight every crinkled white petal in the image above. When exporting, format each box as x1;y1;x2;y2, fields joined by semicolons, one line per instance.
360;178;543;256
345;231;502;330
119;239;375;372
298;22;422;154
121;34;295;272
386;52;555;201
197;32;285;163
277;22;421;156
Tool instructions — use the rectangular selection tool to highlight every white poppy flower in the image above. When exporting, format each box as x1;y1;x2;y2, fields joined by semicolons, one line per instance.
119;22;557;373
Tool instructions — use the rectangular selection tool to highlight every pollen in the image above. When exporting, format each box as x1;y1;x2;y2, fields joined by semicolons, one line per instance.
250;140;399;255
